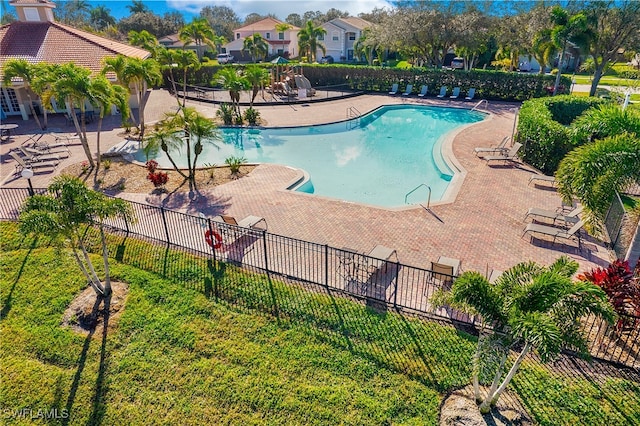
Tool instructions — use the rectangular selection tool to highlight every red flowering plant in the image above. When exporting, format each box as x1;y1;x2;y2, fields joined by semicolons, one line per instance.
145;160;168;189
578;260;640;332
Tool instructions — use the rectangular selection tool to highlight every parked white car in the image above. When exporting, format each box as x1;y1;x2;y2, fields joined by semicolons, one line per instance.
217;53;234;64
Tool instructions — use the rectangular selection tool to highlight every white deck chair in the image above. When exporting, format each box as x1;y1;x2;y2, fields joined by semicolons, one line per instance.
436;86;447;98
402;84;413;96
417;85;428;97
465;88;476;101
388;83;399;95
474;136;511;157
483;143;522;165
449;87;461;99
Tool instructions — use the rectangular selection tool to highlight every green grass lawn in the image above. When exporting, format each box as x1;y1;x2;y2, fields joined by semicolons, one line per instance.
1;222;638;425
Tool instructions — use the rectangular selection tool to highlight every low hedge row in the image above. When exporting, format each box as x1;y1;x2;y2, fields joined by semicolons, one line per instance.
164;63;571;102
517;96;608;174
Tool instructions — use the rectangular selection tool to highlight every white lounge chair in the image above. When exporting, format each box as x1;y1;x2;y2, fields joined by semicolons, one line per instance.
20;145;69;160
220;215;267;230
522;220;584;249
389;83;399;95
528;174;556;187
474;136;510;157
9;151;59;173
402;84;413;96
465;88;476;101
436;86;447;98
417;85;428;97
450;87;461;99
524;205;583;226
483;143;522;165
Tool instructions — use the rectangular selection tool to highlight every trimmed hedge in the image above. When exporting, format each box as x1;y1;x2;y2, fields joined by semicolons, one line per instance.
517;96;609;174
164;63;571;102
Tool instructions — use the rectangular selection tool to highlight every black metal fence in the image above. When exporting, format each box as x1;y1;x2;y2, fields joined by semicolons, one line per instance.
604;192;629;259
1;187;637;369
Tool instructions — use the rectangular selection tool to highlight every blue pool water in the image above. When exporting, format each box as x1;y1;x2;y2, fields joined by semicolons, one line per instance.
139;105;486;207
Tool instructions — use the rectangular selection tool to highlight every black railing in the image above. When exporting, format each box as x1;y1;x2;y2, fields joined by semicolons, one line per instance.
0;187;637;369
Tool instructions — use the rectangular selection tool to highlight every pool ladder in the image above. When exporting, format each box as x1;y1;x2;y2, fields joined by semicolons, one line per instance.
405;183;431;209
346;106;361;129
471;99;488;111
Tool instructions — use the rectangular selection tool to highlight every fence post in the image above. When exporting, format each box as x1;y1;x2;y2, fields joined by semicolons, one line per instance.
160;207;170;244
393;261;400;308
262;229;269;273
324;244;329;287
206;218;217;262
122;209;130;235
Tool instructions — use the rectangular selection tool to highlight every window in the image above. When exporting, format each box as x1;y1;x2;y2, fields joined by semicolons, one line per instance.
236;33;240;40
317;34;324;40
349;33;356;41
278;32;284;40
23;7;40;21
266;32;270;39
332;32;339;41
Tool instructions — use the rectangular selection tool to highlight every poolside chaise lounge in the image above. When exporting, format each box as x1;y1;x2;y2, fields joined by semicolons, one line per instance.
436;86;447;98
474;136;510;157
417;85;428;97
20;145;69;160
389;83;399;95
483;143;522;165
522;220;584;249
524;205;583;226
465;88;476;101
221;214;267;230
339;245;398;281
449;87;461;99
9;151;60;173
528;174;556;187
430;256;461;286
402;84;413;96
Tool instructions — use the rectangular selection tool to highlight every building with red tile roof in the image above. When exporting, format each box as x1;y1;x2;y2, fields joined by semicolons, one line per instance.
1;0;150;119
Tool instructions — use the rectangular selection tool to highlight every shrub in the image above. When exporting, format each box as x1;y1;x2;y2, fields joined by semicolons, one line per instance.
147;171;168;188
146;160;159;173
216;103;234;125
571;104;640;145
244;107;260;126
103;159;111;170
517;95;608;174
578;260;640;331
225;156;246;175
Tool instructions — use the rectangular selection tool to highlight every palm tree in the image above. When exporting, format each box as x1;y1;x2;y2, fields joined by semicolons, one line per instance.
172;49;201;107
214;67;250;118
275;23;292;56
243;65;269;106
556;132;640;228
297;21;326;62
101;55;138;128
211;34;227;55
88;75;130;168
2;59;44;130
125;57;162;140
19;176;134;297
530;29;557;75
550;6;589;95
89;5;115;31
126;0;149;15
31;63;58;130
128;30;158;55
155;47;180;104
146;107;218;192
432;256;614;414
243;33;269;63
179;18;216;61
47;63;95;167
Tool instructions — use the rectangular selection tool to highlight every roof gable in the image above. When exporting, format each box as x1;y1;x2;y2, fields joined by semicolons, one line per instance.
328;17;372;31
0;21;150;76
234;17;299;33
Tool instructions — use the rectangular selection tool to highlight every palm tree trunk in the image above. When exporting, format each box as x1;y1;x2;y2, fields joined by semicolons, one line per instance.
95;108;103;167
553;43;566;96
138;82;149;140
25;93;44;130
480;342;532;413
70;245;104;295
99;226;112;296
67;100;94;168
182;69;188;108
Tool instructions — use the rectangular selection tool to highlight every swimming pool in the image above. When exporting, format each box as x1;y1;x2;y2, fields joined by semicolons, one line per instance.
138;105;486;207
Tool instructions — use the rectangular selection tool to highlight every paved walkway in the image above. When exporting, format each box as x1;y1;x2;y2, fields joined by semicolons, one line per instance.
0;89;613;274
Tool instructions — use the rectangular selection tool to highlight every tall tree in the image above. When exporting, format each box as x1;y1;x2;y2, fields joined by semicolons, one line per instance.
297;21;326;62
214;67;250;118
275;23;292;57
243;33;269;63
173;49;201;107
582;1;640;97
19;176;134;297
55;0;90;26
244;13;266;26
550;6;589;95
128;30;158;55
243;65;269;106
89;5;115;31
47;63;95;167
126;0;149;15
433;256;614;414
2;59;44;130
179;18;216;61
199;6;240;41
285;13;303;27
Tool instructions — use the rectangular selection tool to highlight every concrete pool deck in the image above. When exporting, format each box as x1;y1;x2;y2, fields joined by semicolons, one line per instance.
0;89;613;273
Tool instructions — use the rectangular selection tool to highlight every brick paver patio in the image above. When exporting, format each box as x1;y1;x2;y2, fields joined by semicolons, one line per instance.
0;89;613;274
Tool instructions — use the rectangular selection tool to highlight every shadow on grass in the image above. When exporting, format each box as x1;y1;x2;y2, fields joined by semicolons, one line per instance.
0;238;38;321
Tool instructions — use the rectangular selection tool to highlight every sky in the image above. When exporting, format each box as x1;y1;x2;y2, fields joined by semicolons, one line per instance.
6;0;395;21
